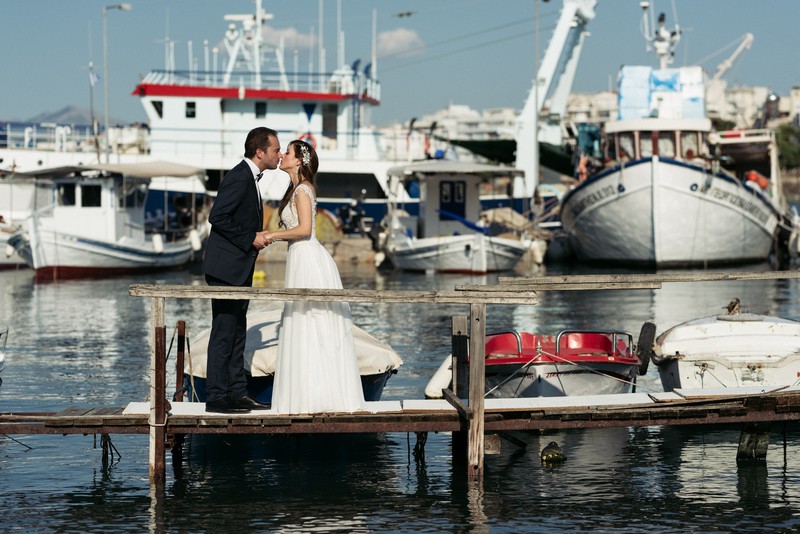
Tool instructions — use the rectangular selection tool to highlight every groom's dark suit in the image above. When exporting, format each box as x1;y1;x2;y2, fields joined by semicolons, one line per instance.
203;159;263;404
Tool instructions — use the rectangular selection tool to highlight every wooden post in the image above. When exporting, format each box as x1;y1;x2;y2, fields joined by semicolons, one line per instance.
451;315;469;465
149;297;167;483
467;303;486;478
175;320;186;402
737;423;771;463
452;316;469;398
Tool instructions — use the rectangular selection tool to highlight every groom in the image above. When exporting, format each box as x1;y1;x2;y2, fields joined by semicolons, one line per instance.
203;127;281;413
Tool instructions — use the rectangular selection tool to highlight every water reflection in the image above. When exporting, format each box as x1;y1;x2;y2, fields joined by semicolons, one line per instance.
3;262;800;531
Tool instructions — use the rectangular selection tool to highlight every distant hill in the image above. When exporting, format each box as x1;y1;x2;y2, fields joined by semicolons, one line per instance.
4;106;127;127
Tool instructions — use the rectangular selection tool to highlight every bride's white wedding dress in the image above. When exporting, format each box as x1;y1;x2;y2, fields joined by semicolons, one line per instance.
271;183;366;414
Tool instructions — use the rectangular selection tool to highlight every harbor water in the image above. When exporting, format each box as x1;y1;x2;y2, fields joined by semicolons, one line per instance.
2;259;800;532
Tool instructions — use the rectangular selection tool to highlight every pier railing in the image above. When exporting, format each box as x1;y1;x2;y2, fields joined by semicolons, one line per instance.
129;270;800;482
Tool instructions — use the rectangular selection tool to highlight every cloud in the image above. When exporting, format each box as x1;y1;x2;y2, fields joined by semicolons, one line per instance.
378;28;425;59
260;25;316;50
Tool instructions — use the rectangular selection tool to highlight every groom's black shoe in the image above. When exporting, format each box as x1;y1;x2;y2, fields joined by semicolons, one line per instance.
231;394;271;410
206;399;250;414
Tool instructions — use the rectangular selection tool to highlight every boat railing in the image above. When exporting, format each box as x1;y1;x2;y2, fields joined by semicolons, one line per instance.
554;329;633;356
1;122;98;153
140;69;381;100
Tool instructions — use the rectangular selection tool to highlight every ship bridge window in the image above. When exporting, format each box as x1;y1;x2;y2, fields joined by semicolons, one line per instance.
618;133;635;160
315;172;386;199
322;104;338;140
681;131;699;159
81;184;102;207
118;182;147;208
658;132;676;158
255;102;267;118
639;131;654;158
151;101;163;119
185;102;196;119
57;183;76;206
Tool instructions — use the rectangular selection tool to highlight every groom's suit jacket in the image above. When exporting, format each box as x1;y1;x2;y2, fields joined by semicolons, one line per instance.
203;160;263;286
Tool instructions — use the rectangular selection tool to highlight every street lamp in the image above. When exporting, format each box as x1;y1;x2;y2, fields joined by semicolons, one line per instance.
103;3;132;163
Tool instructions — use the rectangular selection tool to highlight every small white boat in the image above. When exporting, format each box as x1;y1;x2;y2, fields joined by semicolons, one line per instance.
650;300;800;391
425;328;641;399
383;160;534;273
8;161;205;281
183;303;403;404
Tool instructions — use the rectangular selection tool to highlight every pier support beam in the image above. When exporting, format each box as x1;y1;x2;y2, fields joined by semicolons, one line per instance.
149;297;167;483
737;423;771;463
467;303;486;478
451;315;469;465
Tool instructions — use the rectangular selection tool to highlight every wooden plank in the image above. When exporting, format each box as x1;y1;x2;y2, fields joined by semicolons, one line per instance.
129;284;538;305
442;388;470;420
54;407;94;417
499;270;800;285
456;282;661;291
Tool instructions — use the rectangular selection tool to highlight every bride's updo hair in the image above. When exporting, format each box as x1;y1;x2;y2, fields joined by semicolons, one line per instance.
278;140;320;227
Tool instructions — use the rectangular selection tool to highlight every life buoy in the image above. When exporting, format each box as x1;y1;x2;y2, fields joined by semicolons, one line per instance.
298;132;317;149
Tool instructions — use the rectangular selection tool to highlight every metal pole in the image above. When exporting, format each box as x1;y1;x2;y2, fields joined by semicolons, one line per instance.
102;3;132;164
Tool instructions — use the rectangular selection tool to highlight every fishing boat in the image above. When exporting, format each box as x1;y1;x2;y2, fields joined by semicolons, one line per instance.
7;161;205;281
648;299;800;391
0;1;416;225
382;160;537;273
182;304;403;404
425;328;641;399
559;7;797;267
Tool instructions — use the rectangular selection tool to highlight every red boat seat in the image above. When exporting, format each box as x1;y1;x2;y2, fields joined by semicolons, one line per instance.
485;332;541;358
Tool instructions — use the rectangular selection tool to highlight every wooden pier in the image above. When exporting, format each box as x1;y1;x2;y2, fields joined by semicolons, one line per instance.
2;270;800;483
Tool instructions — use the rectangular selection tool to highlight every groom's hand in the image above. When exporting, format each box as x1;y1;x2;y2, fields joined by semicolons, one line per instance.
253;231;271;250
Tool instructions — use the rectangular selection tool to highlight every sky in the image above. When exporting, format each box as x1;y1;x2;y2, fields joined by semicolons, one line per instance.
2;0;799;127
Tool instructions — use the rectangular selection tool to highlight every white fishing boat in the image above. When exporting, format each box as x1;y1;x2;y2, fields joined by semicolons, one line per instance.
0;1;415;225
8;161;205;281
648;299;800;391
183;303;403;404
559;6;796;267
382;160;535;273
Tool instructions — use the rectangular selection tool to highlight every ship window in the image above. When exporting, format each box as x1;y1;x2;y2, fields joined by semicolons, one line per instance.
255;102;267;118
322;104;338;140
151;100;163;119
681;131;699;159
57;183;76;206
639;131;654;158
81;184;102;207
618;133;635;159
185;102;196;119
658;132;676;158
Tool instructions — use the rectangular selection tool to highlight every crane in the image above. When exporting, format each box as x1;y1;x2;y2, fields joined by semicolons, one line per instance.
514;0;597;197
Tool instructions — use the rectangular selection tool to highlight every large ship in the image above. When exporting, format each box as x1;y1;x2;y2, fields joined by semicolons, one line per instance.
0;1;415;223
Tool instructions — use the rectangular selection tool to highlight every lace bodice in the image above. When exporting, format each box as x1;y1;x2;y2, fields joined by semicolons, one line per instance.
279;183;316;243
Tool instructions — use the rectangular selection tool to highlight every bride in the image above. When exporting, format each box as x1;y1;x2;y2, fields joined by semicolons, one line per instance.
265;140;366;414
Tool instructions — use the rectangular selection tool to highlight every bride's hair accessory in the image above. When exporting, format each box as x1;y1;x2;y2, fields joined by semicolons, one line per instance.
299;143;311;166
